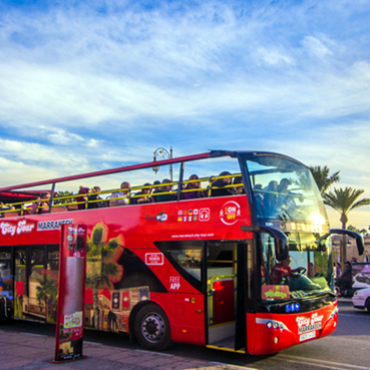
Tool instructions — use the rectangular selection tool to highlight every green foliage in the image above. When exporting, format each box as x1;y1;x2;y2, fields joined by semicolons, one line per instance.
36;272;58;305
348;225;369;235
85;223;124;329
324;187;370;228
86;223;124;291
54;191;74;204
92;226;104;246
309;166;340;196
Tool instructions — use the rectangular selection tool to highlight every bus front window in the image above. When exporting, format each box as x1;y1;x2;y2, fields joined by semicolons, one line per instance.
246;156;328;227
260;232;333;301
244;155;334;301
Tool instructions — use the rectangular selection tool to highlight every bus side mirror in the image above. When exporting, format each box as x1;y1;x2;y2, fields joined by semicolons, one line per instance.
241;225;289;261
319;229;364;256
329;229;365;256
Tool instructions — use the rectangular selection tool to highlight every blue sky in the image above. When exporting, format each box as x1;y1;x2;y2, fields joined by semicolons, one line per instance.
0;0;369;229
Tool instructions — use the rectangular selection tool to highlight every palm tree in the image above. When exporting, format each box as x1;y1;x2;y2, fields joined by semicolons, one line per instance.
85;223;124;329
347;225;369;236
309;166;340;196
36;272;58;321
324;187;370;266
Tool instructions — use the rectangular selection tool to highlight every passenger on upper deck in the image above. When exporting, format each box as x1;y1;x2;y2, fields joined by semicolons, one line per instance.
263;180;278;216
31;192;51;214
110;182;131;207
276;178;296;212
232;176;245;195
182;174;206;199
131;183;153;204
211;171;233;197
253;184;265;217
0;202;15;217
151;181;162;202
277;178;292;198
76;186;90;210
88;186;104;209
155;179;176;202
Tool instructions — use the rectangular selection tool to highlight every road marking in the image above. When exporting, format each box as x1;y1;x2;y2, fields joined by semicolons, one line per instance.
134;349;174;357
279;354;370;370
211;362;256;370
23;333;46;337
84;341;103;345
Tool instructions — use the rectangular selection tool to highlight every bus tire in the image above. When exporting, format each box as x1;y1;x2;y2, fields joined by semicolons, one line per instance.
134;303;172;351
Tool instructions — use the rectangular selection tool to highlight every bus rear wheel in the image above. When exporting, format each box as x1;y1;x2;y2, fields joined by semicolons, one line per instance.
134;304;172;350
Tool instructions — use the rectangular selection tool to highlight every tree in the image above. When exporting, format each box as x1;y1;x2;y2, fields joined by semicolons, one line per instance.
324;187;370;266
85;223;124;329
309;166;340;196
347;225;369;236
36;271;58;322
54;191;74;205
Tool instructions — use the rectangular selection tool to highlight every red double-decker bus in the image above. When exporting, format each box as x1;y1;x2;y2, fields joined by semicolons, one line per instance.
0;150;364;355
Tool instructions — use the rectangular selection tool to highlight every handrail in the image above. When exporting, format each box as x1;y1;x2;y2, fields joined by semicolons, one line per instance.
0;152;211;192
0;173;244;216
208;274;236;293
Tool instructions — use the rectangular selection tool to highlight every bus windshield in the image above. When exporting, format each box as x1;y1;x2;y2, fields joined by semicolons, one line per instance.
245;155;328;227
245;155;334;301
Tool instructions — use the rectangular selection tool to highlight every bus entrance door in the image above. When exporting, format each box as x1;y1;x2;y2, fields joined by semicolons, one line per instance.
206;241;246;353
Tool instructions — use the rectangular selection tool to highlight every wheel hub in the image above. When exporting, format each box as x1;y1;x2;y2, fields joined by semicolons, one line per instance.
142;314;165;343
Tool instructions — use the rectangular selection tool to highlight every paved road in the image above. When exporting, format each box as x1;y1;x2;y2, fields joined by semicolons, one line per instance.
0;299;369;370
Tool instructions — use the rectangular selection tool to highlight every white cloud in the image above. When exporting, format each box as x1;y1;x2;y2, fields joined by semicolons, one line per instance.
301;36;333;59
256;47;295;66
47;128;84;145
0;1;369;134
0;1;369;226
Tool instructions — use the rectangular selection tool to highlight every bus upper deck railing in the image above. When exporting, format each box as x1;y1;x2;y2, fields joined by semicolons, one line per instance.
0;173;245;217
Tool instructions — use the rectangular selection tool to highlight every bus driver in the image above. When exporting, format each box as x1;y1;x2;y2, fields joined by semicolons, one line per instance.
270;256;302;284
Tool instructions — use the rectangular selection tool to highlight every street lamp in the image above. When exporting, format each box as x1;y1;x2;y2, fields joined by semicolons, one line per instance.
153;147;173;181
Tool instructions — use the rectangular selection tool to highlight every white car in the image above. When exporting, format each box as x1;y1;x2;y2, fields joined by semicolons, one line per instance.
352;288;370;313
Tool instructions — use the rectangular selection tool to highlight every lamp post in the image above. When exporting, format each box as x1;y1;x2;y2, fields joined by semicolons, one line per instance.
153;147;173;181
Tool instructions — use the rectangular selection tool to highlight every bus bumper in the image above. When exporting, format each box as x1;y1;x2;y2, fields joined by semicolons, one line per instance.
247;302;338;355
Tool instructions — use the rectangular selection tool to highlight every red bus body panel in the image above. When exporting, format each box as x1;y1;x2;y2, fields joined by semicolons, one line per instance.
1;195;251;348
247;302;338;355
0;191;337;355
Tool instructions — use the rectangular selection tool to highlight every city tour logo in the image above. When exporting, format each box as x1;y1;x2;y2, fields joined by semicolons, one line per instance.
219;201;241;225
0;220;35;237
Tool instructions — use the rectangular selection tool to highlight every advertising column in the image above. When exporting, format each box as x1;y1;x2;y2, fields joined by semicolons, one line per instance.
54;224;87;362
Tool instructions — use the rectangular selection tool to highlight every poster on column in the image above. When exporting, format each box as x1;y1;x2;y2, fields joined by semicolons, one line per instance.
54;224;87;362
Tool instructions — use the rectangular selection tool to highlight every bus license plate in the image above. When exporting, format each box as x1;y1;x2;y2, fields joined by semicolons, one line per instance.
299;331;316;342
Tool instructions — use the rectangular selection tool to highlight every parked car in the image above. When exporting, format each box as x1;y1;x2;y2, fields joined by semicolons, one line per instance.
352;288;370;313
353;273;370;287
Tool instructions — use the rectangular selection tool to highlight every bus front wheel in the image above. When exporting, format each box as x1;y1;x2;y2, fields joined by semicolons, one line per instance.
134;304;172;350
